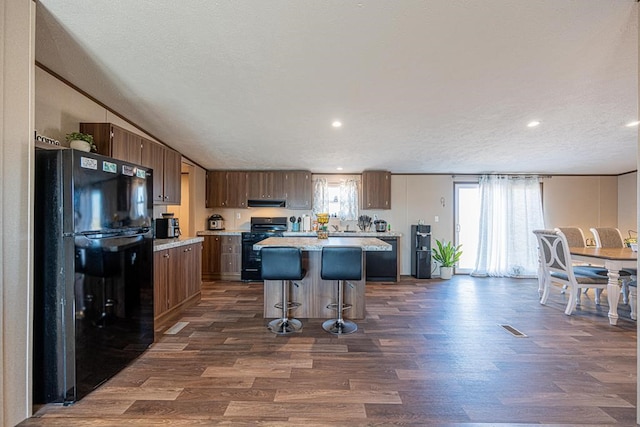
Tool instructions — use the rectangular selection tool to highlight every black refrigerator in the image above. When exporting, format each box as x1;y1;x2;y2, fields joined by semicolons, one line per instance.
411;224;432;279
34;148;155;404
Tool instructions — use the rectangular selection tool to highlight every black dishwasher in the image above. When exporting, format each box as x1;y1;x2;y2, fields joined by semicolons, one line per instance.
366;237;398;282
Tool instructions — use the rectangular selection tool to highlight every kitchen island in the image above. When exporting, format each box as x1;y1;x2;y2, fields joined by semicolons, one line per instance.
254;237;391;319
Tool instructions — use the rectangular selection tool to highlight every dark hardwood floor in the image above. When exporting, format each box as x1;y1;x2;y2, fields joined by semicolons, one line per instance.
23;276;637;426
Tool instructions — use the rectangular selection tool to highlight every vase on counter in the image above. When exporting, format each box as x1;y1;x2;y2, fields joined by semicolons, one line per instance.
69;139;91;152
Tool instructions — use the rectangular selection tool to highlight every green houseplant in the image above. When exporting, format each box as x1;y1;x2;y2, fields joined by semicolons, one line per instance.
432;239;462;279
65;132;96;152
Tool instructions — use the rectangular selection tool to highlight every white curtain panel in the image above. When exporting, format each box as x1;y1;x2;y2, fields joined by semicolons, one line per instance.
339;179;359;220
312;177;329;215
472;175;544;278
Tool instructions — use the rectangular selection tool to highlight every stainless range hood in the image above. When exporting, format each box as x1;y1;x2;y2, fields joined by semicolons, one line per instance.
247;199;286;208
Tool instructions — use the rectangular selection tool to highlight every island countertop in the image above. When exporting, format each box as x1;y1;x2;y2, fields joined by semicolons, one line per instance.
253;236;391;251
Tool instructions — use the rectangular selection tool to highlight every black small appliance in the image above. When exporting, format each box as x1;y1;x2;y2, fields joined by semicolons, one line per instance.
411;224;432;279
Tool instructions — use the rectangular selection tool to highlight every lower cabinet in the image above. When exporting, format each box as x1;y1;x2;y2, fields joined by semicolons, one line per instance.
154;241;203;324
202;235;241;281
365;237;399;282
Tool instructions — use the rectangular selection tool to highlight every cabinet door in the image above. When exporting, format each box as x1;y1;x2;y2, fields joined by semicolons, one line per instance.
80;123;112;156
285;170;312;209
153;250;170;316
206;171;227;208
181;244;200;299
167;247;183;309
220;236;241;274
226;171;248;208
192;242;202;296
80;122;140;163
362;171;391;209
114;129;142;164
247;172;263;200
163;148;182;204
202;235;221;279
141;140;166;203
270;171;286;199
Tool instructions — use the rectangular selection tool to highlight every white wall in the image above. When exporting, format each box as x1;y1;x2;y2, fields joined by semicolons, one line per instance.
1;1;36;425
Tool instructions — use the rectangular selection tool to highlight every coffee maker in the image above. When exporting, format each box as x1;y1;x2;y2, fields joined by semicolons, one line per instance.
155;216;181;238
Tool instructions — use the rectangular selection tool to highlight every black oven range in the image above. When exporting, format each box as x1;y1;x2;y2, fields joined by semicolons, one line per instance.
241;217;288;281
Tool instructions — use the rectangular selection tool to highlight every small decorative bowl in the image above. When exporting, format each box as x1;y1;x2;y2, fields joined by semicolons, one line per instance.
317;231;329;239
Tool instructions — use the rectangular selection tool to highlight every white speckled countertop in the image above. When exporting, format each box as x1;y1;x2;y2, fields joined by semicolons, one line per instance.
197;230;402;238
154;236;204;251
253;236;392;251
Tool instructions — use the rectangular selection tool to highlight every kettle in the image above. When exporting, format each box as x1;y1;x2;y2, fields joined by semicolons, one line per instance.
208;214;224;230
374;220;387;232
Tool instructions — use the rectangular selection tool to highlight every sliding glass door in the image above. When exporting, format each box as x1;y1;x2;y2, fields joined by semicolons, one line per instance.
454;182;480;274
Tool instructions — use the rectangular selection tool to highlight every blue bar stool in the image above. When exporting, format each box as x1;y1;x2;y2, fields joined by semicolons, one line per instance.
321;246;362;335
261;247;306;334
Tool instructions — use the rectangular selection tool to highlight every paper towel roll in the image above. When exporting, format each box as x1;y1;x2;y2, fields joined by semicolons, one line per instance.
302;216;311;232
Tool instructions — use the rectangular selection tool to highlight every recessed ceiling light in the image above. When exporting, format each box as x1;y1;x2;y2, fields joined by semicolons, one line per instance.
336;167;343;171
625;120;640;127
332;120;342;128
527;121;540;128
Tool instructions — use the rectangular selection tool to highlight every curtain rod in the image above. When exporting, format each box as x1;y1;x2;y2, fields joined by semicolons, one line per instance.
451;174;552;179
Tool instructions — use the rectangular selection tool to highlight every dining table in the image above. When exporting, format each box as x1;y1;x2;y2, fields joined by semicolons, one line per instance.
570;247;637;325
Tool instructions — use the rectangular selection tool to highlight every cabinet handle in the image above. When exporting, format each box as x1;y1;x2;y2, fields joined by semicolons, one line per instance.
163;253;170;258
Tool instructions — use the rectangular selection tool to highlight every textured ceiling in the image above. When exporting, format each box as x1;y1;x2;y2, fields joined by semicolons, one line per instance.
36;1;638;175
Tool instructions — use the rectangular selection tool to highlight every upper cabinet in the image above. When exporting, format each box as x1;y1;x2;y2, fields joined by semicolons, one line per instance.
80;123;141;164
284;170;312;210
206;171;248;208
361;170;391;209
247;171;286;200
207;169;311;209
80;122;181;205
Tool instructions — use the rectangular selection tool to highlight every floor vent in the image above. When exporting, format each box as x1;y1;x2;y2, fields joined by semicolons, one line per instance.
164;321;189;335
500;324;527;337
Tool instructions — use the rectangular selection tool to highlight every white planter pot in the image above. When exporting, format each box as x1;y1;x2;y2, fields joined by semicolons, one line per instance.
69;139;91;152
440;266;453;279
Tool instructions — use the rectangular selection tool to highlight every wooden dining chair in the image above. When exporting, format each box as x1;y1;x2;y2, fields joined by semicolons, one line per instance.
533;229;608;315
556;227;608;297
589;227;636;304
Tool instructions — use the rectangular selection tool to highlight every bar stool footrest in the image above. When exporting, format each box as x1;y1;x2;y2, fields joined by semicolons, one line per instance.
325;302;353;312
274;301;301;310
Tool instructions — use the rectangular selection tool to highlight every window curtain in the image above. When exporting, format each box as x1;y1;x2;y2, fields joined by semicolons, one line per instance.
339;179;359;220
312;177;328;214
472;175;544;278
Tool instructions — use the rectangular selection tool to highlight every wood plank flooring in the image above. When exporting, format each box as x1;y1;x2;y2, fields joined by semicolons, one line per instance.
22;276;637;426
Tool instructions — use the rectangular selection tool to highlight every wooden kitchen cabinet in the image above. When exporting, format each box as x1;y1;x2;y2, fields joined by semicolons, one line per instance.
154;242;202;324
141;139;181;205
284;170;312;209
361;170;391;209
206;171;248;208
201;235;221;280
81;122;181;205
80;123;142;164
181;242;202;299
220;235;241;279
247;171;285;200
202;235;241;280
153;247;178;318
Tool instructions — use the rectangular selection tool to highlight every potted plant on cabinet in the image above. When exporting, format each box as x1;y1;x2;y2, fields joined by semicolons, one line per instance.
432;239;462;279
65;132;96;152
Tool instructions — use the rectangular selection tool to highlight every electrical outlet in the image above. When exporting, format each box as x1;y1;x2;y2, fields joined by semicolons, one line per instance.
435;215;439;222
236;213;241;219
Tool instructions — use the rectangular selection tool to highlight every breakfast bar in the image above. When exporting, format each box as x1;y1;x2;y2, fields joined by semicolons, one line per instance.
254;237;391;318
